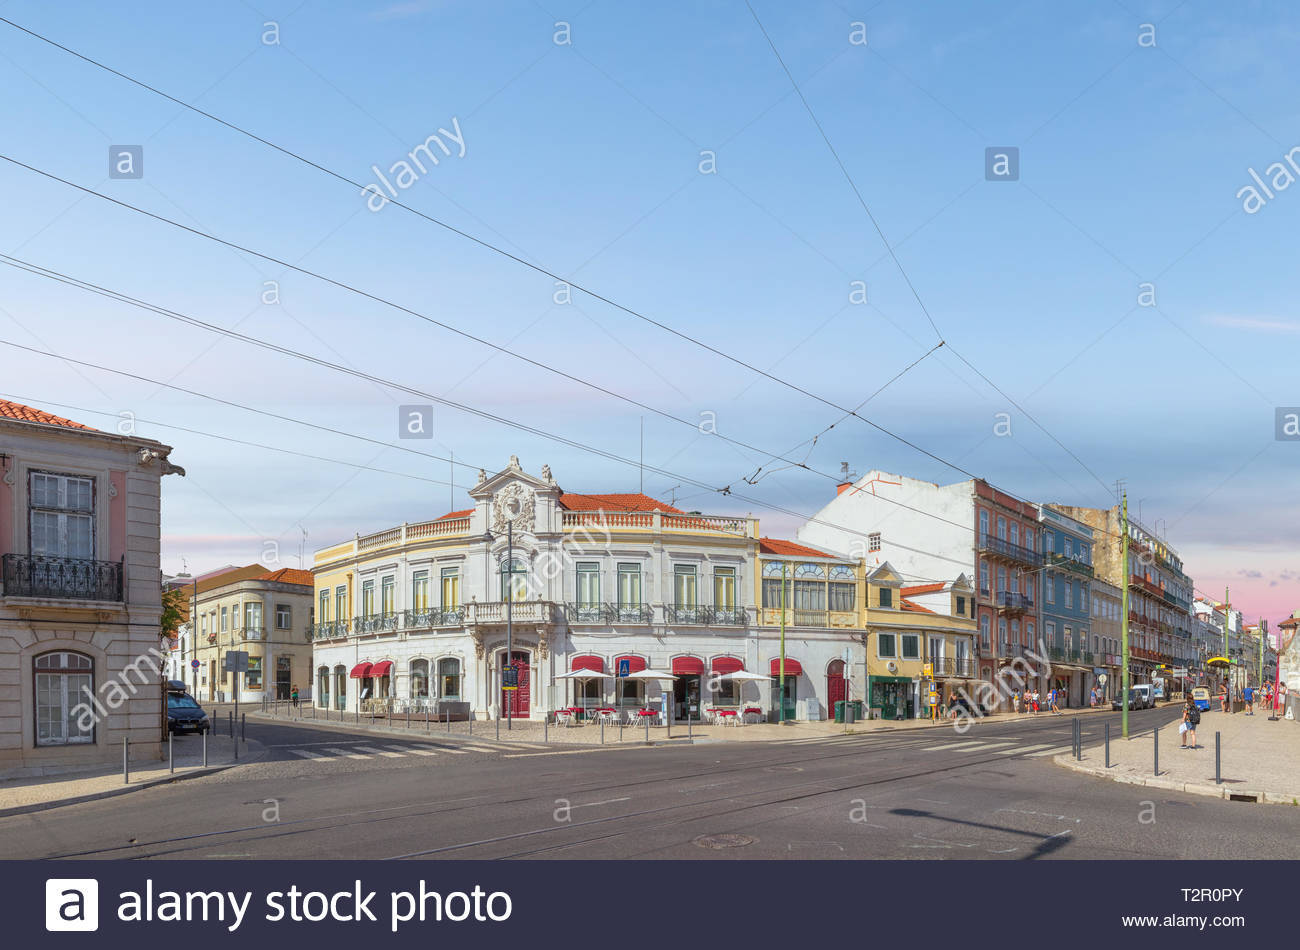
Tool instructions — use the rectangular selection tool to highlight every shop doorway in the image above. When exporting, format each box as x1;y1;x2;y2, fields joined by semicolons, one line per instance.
276;656;291;699
672;674;701;721
498;650;531;718
872;678;912;720
770;676;797;722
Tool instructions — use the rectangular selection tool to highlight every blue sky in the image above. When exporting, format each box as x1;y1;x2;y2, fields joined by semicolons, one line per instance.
1;0;1296;620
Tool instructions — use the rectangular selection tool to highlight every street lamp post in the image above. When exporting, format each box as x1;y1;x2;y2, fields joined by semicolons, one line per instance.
506;518;513;731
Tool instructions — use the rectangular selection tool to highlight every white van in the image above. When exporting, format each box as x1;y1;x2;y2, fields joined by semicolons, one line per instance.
1133;684;1155;708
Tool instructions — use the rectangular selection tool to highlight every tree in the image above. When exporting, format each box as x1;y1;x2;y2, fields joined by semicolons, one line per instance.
161;586;188;644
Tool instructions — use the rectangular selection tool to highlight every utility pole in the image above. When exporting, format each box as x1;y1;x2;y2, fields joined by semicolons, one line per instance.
1258;618;1264;688
778;561;787;724
1120;494;1131;739
1224;586;1230;697
506;518;513;731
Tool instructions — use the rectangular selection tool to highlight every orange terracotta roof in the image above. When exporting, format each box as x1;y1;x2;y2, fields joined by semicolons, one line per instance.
0;399;95;430
257;567;314;587
758;537;839;559
436;508;474;520
900;598;936;614
901;582;946;596
558;493;683;513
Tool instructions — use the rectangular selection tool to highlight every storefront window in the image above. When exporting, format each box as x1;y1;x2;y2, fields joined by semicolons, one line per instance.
438;658;461;700
246;656;263;689
34;651;94;746
410;659;429;698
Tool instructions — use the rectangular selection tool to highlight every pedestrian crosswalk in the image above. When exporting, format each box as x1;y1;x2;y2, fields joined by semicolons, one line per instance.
793;731;1078;760
279;739;551;764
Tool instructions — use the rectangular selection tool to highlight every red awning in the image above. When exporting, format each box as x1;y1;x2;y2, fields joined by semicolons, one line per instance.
349;662;373;679
571;654;604;673
770;657;803;676
369;660;393;678
614;655;646;674
672;656;705;675
711;656;743;674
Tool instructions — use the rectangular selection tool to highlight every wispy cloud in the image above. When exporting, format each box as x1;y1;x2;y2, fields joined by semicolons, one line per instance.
1205;314;1300;334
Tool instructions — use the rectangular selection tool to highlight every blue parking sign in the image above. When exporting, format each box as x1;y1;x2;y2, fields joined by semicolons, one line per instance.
618;658;630;677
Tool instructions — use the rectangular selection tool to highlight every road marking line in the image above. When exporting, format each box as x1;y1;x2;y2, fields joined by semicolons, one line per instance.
993;743;1055;755
324;749;371;759
354;746;404;757
384;746;438;756
438;747;470;754
918;741;971;751
570;797;631;809
289;749;329;759
1025;745;1071;757
942;740;1015;752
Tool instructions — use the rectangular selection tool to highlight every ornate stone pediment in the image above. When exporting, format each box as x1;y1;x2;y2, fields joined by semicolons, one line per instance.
491;481;535;534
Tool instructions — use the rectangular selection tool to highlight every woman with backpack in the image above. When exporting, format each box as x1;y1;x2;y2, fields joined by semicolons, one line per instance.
1181;696;1200;749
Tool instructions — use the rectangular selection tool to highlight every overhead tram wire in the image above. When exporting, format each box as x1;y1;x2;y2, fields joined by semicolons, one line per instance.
1;255;1143;561
0;173;885;492
0;393;459;488
0;26;994;482
0;19;1123;546
1;337;976;577
742;2;1115;503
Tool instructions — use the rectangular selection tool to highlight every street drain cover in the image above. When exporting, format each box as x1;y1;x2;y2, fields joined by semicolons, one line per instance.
693;833;755;850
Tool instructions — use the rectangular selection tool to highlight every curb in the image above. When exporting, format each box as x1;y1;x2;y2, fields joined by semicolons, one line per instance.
1052;753;1300;806
0;740;270;819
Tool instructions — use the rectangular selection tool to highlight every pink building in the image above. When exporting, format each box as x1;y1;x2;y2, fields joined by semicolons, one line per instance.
0;400;183;776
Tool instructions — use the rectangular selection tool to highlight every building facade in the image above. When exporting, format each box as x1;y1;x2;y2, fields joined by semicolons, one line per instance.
796;471;1037;708
0;400;182;775
309;459;973;722
1039;506;1094;705
188;565;314;703
1088;577;1122;700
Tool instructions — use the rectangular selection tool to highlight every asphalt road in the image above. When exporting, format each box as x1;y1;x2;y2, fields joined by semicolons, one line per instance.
5;705;1294;860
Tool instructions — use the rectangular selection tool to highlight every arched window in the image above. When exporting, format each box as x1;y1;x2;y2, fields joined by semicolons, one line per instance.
33;651;95;746
410;658;430;699
499;558;528;602
316;666;330;707
438;657;462;700
794;562;825;579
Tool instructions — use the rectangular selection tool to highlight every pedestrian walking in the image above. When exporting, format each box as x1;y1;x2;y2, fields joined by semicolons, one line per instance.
1012;690;1021;714
1244;685;1254;715
1050;688;1062;715
1031;689;1040;715
290;684;299;709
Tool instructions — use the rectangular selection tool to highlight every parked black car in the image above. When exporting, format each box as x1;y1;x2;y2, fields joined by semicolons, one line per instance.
166;692;211;735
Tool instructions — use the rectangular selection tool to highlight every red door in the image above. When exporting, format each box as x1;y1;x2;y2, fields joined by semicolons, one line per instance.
499;650;531;718
827;659;847;711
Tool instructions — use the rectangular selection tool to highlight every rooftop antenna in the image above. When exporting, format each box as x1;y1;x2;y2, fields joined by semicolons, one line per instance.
297;525;308;569
664;483;681;507
640;417;644;494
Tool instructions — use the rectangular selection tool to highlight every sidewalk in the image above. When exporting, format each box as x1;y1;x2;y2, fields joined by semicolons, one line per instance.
0;733;266;818
1055;707;1300;805
254;700;1116;745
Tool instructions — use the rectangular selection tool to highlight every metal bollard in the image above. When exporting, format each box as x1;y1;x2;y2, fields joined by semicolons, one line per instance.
601;717;605;745
496;713;500;740
1215;731;1221;784
645;713;650;743
1105;722;1110;769
169;733;174;774
446;709;450;733
688;710;692;740
123;737;129;784
469;714;472;736
203;730;208;767
1153;725;1159;776
544;715;548;743
229;711;233;737
241;714;245;742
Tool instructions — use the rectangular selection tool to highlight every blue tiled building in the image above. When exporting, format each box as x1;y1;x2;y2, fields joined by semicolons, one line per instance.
1039;507;1095;706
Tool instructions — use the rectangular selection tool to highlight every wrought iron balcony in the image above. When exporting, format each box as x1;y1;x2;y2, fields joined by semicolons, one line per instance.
1047;552;1094;577
995;591;1034;612
666;604;706;625
1;553;123;602
977;535;1042;566
403;607;464;629
565;602;608;623
235;624;265;641
609;603;653;624
353;612;401;634
708;606;747;626
931;657;976;678
310;620;349;640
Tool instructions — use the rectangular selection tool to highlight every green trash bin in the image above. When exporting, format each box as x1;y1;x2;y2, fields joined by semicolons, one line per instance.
850;700;864;721
833;700;846;723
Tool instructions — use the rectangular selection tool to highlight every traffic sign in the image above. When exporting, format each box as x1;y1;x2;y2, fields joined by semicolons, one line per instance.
190;659;201;671
1173;667;1188;677
1097;673;1108;686
618;658;630;678
922;663;933;678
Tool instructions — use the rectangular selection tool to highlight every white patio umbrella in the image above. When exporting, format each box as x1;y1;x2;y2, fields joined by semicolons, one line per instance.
555;667;611;710
622;668;676;680
717;670;771;682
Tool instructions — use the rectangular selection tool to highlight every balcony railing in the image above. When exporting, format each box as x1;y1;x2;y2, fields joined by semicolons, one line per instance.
1047;552;1094;578
235;624;265;641
978;535;1042;566
609;603;653;624
709;607;747;626
666;604;706;625
402;607;464;629
995;591;1034;612
354;612;401;634
2;553;124;602
931;657;976;678
310;620;349;640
